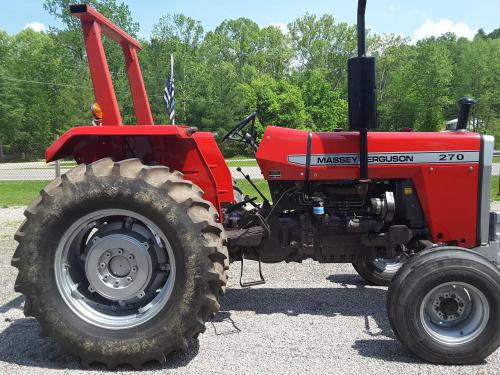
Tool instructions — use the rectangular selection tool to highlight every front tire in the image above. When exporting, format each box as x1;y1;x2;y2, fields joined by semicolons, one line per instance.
387;248;500;364
12;158;228;368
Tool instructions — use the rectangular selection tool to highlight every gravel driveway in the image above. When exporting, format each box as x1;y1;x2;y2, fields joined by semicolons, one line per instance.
0;207;498;375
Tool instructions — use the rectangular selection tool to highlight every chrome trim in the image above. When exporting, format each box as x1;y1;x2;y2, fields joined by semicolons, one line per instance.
479;135;494;245
473;212;500;266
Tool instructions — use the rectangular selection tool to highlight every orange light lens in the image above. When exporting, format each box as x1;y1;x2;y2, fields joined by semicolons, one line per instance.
91;103;103;119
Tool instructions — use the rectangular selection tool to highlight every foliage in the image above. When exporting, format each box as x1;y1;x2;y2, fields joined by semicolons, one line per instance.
0;0;499;158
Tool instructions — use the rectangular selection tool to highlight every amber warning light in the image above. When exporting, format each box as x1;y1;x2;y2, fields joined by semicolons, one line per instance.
91;102;103;126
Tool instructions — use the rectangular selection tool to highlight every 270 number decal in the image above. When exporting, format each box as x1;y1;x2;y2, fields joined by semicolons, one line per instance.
439;153;465;161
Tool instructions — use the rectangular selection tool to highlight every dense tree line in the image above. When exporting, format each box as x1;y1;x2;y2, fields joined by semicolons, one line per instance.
0;0;498;158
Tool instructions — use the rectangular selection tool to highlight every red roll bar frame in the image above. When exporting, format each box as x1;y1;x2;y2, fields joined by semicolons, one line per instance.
70;4;154;126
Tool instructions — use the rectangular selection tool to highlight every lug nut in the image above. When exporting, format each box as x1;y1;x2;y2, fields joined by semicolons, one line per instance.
117;249;123;255
137;291;145;299
99;262;106;268
131;267;137;272
126;276;132;282
103;275;109;280
114;281;120;287
105;252;111;258
128;255;134;260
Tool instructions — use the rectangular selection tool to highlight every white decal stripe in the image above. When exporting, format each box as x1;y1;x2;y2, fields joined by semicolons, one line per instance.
287;151;480;166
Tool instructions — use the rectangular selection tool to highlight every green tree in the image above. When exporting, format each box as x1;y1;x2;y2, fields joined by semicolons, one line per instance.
0;32;24;153
0;2;499;157
288;14;357;90
238;74;309;129
298;68;347;130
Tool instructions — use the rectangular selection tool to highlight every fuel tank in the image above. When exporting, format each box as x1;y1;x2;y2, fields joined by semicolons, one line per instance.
256;126;483;248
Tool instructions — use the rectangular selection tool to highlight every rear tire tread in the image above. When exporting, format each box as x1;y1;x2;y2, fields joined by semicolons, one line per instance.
12;157;228;368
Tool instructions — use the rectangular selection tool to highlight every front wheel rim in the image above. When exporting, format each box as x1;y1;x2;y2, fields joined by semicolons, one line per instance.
420;281;490;346
54;209;176;330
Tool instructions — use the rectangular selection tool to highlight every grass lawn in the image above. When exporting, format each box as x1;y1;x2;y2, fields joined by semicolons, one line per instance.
1;177;499;207
491;176;500;201
494;156;500;164
0;180;50;208
236;179;271;201
224;155;258;167
226;159;258;167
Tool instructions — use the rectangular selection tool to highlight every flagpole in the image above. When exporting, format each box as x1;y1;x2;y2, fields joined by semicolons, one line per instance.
171;54;175;125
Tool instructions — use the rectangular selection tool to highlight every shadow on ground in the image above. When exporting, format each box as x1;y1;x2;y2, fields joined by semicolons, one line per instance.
0;296;200;371
0;277;425;370
219;281;394;339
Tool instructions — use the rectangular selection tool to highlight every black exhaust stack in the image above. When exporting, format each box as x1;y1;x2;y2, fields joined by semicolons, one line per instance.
456;96;476;131
348;0;377;179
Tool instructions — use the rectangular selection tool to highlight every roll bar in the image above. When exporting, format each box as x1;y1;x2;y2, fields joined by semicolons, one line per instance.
70;4;154;125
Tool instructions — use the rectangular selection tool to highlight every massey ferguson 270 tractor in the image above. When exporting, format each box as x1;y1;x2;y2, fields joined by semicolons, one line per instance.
12;0;500;368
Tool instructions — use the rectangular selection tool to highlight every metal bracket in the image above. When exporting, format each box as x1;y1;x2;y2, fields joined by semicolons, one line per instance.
239;254;265;287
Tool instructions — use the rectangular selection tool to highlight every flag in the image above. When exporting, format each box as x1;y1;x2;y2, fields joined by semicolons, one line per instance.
163;54;175;124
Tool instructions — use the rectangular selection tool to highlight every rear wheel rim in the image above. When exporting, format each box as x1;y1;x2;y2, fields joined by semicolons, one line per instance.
420;281;489;345
54;209;176;330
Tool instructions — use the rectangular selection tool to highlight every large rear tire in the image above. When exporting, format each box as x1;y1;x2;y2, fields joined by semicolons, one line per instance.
387;248;500;364
12;158;228;368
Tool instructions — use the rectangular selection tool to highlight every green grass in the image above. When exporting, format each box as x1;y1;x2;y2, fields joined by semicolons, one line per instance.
491;176;500;201
236;179;271;202
494;156;500;164
226;159;258;167
1;176;499;208
0;180;50;207
224;155;258;167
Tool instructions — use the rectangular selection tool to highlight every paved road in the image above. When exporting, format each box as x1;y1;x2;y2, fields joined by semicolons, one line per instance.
2;161;500;181
0;207;498;375
0;162;263;181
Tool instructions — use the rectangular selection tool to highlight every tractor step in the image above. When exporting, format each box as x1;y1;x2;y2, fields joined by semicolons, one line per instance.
239;255;266;287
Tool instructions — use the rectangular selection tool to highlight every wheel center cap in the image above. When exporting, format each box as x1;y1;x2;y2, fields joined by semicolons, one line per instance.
84;234;152;301
109;255;131;277
439;298;459;316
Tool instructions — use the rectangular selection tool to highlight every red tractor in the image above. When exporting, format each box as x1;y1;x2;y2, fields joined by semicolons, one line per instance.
12;0;499;368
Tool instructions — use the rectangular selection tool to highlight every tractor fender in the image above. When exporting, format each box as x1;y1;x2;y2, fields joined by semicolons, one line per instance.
46;125;234;215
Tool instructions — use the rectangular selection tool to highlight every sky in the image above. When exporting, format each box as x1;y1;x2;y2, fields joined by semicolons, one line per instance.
1;0;499;41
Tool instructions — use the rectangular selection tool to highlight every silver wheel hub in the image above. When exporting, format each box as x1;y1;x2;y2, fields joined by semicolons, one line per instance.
85;235;152;301
420;282;489;345
428;289;468;326
54;209;176;330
